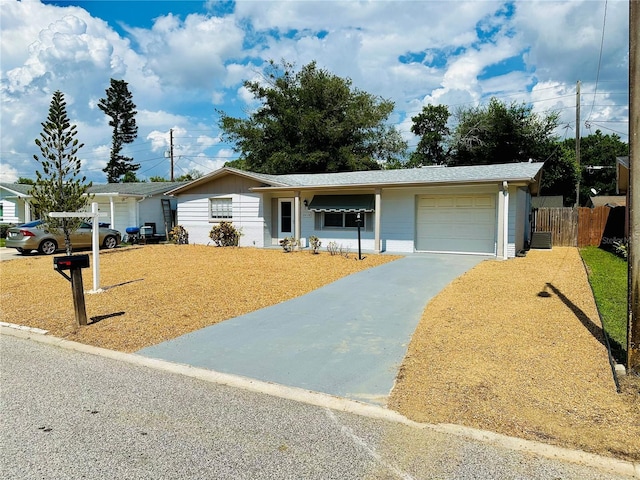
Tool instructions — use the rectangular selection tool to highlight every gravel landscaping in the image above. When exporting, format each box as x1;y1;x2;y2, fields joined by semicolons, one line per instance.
389;247;640;462
1;244;638;461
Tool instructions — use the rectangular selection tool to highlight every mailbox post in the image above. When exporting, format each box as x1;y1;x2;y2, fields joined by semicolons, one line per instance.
355;211;363;260
54;254;90;326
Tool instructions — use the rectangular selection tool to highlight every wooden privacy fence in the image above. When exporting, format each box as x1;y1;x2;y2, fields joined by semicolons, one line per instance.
534;206;613;247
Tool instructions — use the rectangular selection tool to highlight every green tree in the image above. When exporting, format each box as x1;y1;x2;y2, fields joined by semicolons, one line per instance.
538;143;580;206
30;91;91;254
122;171;143;183
175;169;203;182
450;98;559;166
99;78;139;182
218;61;406;174
561;130;628;205
149;176;168;182
16;177;35;185
408;104;450;167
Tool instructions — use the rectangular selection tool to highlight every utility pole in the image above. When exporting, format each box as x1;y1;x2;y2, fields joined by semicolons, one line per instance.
628;0;639;374
170;128;175;182
576;80;581;207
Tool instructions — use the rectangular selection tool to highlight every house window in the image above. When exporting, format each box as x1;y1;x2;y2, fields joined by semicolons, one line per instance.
210;198;232;219
323;212;364;229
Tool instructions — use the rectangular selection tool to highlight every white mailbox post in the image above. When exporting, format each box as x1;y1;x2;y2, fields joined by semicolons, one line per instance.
49;202;107;293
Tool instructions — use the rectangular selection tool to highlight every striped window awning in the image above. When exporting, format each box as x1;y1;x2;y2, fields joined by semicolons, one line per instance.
308;194;375;213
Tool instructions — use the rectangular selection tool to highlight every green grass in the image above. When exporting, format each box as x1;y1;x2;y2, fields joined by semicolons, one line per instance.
580;246;628;363
0;238;5;248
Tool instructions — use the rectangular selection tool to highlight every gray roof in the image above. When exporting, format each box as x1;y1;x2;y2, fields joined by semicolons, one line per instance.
1;181;187;198
88;182;188;196
0;182;33;196
170;162;544;195
267;162;544;188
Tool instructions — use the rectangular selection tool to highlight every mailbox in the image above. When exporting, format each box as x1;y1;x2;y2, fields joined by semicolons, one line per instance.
54;254;90;271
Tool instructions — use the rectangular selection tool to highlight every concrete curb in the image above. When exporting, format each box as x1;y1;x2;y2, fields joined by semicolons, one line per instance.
2;325;638;479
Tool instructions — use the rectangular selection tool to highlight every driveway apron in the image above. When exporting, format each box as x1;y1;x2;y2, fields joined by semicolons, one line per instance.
137;254;487;404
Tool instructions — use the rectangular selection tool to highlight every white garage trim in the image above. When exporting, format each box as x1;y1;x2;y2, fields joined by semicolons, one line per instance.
416;194;497;254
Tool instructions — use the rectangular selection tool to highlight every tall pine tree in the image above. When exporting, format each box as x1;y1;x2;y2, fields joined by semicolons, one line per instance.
99;79;139;182
31;90;91;255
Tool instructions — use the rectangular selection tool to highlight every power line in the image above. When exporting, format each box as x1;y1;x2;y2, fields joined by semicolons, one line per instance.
587;0;609;121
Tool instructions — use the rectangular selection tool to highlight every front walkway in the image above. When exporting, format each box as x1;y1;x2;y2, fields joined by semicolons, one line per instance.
137;254;488;404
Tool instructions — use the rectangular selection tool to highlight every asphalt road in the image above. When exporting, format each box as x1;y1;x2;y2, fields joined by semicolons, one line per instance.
0;333;631;480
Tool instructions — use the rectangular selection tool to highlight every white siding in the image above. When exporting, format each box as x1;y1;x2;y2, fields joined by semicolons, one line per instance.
380;190;415;253
177;193;265;247
0;199;18;223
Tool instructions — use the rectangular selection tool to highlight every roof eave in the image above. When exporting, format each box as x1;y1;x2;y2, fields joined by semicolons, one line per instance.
166;167;289;195
250;177;538;192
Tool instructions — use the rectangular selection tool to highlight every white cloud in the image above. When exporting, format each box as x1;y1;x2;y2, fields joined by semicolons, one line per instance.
0;0;630;183
127;13;244;89
0;161;20;183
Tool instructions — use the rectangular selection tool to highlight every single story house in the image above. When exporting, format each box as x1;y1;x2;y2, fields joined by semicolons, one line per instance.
0;183;31;224
0;182;185;237
166;162;544;259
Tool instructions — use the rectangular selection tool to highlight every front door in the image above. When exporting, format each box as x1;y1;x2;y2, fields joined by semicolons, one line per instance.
278;198;294;239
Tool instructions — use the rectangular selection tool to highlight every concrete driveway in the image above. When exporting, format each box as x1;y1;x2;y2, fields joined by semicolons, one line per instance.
138;253;488;404
0;247;25;261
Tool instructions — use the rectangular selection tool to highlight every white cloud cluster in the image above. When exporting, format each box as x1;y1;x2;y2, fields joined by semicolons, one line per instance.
0;0;629;184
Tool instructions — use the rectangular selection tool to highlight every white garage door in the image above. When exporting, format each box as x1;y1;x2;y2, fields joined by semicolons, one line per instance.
416;195;497;254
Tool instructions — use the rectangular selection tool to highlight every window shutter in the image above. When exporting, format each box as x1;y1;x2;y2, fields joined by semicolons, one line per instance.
314;212;322;230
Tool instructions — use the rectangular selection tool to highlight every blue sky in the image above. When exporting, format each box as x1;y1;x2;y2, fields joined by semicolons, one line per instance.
0;0;630;183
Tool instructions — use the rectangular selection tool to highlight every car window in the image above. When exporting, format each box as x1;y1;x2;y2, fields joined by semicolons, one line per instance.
21;220;44;227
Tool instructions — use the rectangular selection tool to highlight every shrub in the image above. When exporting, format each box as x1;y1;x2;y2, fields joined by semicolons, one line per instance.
309;235;321;254
613;241;628;260
169;225;189;244
209;221;241;247
0;224;14;239
279;236;299;252
327;241;339;256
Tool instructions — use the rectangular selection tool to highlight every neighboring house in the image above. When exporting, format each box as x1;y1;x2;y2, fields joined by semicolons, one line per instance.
0;182;185;237
88;182;186;238
167;162;544;259
588;195;627;208
616;156;629;195
0;183;32;224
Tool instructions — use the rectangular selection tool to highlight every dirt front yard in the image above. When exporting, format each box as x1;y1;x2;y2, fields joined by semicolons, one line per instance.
389;247;640;462
1;244;638;461
0;245;397;352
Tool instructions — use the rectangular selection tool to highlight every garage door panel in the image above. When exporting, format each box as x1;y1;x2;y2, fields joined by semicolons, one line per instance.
416;194;496;254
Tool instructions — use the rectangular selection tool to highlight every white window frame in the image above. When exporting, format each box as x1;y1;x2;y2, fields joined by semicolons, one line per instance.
209;197;233;220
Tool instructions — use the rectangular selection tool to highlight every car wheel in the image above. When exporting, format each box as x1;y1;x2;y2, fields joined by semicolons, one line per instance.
103;235;118;249
39;239;57;255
